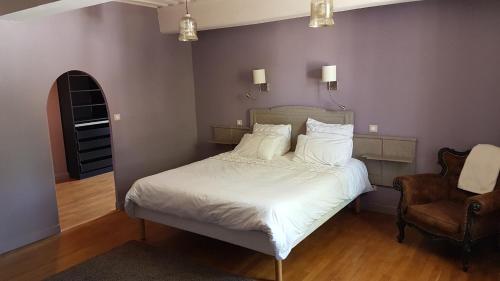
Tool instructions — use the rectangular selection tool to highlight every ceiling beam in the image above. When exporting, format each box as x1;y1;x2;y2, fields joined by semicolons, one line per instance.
116;0;179;8
115;0;191;8
157;0;423;34
117;0;161;8
0;0;58;16
0;0;113;20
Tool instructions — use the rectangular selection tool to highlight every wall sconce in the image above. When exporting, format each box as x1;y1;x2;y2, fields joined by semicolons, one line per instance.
253;69;270;92
322;65;345;110
322;65;337;91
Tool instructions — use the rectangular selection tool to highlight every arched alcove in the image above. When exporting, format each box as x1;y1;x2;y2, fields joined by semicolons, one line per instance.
46;70;116;231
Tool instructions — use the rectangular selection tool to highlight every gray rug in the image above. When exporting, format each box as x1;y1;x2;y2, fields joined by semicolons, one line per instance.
45;241;256;281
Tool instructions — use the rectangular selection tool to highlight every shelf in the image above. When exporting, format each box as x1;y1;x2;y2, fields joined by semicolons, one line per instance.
79;147;112;162
78;137;111;151
58;71;112;180
68;70;87;76
211;126;250;145
80;157;113;173
72;103;106;108
70;89;101;93
74;116;108;123
74;120;109;128
361;154;414;164
211;125;251;130
76;126;110;140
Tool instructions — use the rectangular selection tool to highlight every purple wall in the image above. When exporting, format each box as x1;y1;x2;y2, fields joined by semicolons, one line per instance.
2;0;500;254
0;3;198;254
192;0;500;173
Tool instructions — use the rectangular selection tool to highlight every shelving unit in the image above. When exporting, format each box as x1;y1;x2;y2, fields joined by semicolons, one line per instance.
210;125;251;145
57;71;113;180
360;154;414;164
353;134;417;187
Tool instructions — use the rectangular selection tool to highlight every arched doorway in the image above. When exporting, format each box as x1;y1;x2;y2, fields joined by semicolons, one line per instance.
47;70;116;231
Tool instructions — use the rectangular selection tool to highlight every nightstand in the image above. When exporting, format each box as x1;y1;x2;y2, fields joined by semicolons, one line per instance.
210;125;251;145
353;134;417;187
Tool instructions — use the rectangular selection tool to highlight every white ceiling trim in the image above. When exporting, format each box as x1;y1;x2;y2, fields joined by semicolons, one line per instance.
0;0;112;21
157;0;423;34
116;0;188;8
0;0;423;28
0;0;184;20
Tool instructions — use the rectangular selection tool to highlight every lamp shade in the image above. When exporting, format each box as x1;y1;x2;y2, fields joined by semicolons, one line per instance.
253;69;266;84
178;13;198;42
322;65;336;82
309;0;334;28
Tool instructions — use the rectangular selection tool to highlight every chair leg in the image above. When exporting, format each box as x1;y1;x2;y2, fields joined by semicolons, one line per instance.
275;259;283;281
397;217;406;243
462;241;471;272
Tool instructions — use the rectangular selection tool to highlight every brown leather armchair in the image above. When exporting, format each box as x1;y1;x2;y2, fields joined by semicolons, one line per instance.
394;148;500;272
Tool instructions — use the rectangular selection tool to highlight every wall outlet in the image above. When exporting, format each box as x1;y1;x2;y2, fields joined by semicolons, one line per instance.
236;120;243;127
113;114;121;121
369;124;378;133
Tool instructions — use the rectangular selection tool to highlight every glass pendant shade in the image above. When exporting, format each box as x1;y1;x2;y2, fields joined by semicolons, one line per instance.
309;0;334;28
178;13;198;42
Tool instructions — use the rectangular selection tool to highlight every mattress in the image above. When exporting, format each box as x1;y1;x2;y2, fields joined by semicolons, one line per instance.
125;152;372;259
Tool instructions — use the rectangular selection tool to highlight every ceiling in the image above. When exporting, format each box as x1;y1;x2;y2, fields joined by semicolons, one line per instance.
0;0;189;20
154;0;424;34
116;0;193;8
0;0;111;20
1;0;423;32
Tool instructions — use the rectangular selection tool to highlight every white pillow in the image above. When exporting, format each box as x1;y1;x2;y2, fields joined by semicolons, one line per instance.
293;134;353;166
253;123;292;155
306;118;353;140
233;134;283;160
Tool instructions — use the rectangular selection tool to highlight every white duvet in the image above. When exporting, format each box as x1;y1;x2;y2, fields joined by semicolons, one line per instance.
125;152;372;259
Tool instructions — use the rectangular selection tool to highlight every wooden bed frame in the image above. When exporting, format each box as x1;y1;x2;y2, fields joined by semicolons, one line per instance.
133;106;363;281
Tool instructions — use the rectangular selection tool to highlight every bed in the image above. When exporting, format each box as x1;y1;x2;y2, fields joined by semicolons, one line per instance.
125;106;373;281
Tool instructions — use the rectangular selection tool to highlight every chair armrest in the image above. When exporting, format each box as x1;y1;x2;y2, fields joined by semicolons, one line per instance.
394;174;450;206
466;190;500;216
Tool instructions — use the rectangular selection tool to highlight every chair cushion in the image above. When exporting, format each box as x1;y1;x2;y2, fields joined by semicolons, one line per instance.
406;200;464;236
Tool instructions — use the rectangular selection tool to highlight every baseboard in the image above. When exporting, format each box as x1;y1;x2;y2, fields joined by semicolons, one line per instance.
116;201;125;210
0;224;60;255
54;172;70;183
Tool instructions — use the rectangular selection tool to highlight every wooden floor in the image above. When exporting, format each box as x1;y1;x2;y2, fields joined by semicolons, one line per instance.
55;172;116;231
0;210;498;281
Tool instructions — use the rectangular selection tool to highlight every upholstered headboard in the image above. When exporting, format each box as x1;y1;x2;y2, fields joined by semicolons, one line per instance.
249;106;417;187
250;106;354;149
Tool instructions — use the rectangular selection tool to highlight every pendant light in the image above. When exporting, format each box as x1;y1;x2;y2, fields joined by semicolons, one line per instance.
178;0;198;42
309;0;334;28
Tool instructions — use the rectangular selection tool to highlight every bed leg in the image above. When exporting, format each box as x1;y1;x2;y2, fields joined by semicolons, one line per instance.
275;259;283;281
139;219;146;241
354;197;361;214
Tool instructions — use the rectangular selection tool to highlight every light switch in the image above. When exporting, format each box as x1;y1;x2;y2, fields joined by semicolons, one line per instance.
236;120;243;127
369;124;378;133
113;114;121;121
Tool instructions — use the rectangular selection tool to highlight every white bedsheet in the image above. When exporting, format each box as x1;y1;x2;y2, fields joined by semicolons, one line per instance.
125;152;372;259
